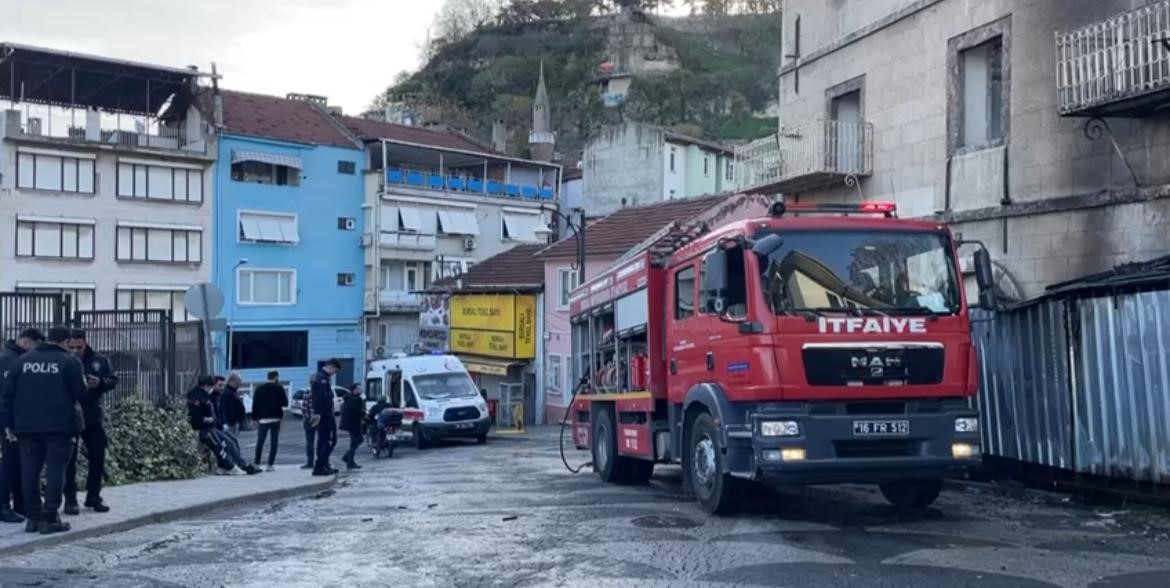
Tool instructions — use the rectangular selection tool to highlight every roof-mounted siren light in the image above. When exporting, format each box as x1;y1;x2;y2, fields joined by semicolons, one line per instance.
778;201;898;218
858;201;897;216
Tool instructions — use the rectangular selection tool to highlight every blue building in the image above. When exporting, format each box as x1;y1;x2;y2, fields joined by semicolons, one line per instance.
211;91;366;390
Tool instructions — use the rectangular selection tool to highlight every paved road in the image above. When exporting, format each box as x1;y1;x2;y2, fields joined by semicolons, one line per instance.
1;428;1169;587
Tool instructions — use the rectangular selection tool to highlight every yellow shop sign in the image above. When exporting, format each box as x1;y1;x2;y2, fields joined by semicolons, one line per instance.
448;294;536;359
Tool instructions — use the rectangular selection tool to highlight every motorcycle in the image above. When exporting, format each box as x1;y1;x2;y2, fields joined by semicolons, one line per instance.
366;408;403;459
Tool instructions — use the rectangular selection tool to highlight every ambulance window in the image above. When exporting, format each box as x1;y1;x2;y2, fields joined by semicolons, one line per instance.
674;266;696;320
364;378;383;402
390;374;402;407
404;381;420;408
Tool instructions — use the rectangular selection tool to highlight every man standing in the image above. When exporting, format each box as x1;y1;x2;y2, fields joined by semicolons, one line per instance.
0;328;44;524
63;330;116;515
251;371;287;471
300;377;316;470
310;359;341;476
339;383;365;471
0;326;85;534
222;373;246;437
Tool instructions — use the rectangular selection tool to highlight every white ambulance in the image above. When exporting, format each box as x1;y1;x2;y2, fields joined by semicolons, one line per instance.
365;353;491;449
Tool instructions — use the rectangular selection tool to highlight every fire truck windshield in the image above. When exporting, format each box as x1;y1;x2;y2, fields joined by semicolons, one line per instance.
756;229;961;316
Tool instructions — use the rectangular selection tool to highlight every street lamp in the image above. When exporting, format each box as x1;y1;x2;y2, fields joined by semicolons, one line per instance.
540;205;586;285
226;258;248;371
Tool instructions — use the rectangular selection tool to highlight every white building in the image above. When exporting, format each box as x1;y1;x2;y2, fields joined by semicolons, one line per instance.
0;44;214;318
335;115;559;358
737;0;1170;299
583;120;735;218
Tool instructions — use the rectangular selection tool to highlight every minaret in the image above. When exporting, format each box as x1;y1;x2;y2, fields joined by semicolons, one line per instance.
528;61;555;162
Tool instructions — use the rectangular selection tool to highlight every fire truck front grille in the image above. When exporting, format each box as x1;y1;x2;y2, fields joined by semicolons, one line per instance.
802;346;945;386
444;407;480;422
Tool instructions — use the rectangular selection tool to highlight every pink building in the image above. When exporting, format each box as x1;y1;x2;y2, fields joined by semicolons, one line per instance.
537;193;770;424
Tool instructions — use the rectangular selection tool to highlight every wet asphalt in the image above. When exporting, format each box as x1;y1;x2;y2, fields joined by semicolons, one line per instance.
1;426;1169;587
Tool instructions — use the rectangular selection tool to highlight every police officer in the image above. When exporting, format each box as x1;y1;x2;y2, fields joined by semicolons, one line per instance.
0;326;86;535
63;329;116;515
310;359;342;476
0;328;45;524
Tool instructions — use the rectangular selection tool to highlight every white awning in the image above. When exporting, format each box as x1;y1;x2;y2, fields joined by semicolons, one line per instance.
397;205;424;232
240;212;298;243
437;209;480;236
502;211;545;243
231;149;303;170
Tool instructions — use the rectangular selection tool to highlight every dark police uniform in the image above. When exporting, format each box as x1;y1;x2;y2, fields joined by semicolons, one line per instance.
0;340;27;519
0;342;85;528
310;369;336;473
64;345;117;510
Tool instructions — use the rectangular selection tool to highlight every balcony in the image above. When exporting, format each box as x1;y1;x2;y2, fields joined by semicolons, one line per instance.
735;119;873;194
385;168;556;201
1056;0;1170;117
378;290;422;311
4;106;209;155
379;231;436;251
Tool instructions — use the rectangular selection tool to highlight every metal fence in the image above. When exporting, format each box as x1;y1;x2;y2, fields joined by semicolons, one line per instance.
0;294;206;406
974;287;1170;485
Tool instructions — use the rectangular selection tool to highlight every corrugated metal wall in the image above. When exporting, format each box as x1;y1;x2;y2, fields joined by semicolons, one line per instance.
974;288;1170;484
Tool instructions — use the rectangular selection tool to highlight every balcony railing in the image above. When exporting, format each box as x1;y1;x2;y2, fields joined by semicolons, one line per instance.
379;231;437;250
1056;0;1170;116
385;168;556;202
735;119;873;194
378;290;422;310
4;104;209;154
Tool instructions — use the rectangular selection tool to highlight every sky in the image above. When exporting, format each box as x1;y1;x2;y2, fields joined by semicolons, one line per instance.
2;0;694;115
0;0;444;115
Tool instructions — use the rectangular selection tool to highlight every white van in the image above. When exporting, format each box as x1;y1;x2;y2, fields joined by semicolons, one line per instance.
366;353;491;449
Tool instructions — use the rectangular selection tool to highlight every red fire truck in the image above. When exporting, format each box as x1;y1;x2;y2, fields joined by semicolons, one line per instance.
568;201;995;513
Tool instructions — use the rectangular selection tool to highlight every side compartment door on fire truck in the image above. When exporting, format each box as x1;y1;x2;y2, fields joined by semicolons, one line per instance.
667;258;707;398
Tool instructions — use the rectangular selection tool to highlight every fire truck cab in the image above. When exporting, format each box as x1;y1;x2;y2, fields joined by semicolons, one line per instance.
570;201;994;513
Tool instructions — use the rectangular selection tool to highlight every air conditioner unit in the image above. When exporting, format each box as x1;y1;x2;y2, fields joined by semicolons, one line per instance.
26;118;42;136
359;234;373;247
463;237;477;251
344;218;356;230
337;272;356;286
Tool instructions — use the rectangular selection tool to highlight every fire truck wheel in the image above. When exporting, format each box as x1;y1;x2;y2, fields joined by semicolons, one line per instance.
591;408;626;483
688;412;739;514
879;479;943;509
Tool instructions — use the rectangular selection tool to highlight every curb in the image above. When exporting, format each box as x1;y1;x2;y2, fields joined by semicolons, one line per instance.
0;475;337;557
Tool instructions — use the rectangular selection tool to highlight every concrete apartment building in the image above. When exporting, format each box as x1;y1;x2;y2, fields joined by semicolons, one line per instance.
343;116;560;359
583;120;736;217
0;44;215;317
737;0;1170;298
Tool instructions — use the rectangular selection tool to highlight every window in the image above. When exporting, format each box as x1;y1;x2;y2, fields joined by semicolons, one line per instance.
436;208;480;236
726;161;734;181
432;258;472;281
404;262;429;291
703;156;710;177
404;381;419;409
337;160;356;175
116;224;202;263
674;265;696;320
238;211;299;244
959;38;1005;148
365;378;383;402
15;217;95;260
502;210;546;243
117;161;203;202
229;330;309;369
230;161;300;186
558;268;580;309
669;147;676;172
15;285;95;312
16;150;95;194
699;249;748;318
238;268;296;305
116;288;190;321
546;354;563;392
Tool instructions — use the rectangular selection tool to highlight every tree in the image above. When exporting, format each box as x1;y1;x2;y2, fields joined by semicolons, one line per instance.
433;0;505;45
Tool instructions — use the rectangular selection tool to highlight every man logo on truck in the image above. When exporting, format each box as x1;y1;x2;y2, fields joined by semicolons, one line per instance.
817;317;929;334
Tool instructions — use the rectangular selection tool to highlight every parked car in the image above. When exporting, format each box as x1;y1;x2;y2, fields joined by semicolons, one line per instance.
289;386;347;418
